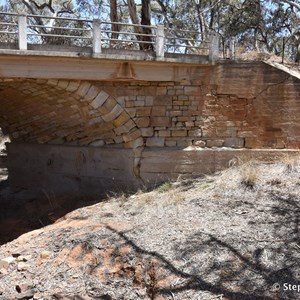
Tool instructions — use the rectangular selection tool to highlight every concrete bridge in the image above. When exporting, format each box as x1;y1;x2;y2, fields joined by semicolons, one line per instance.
0;13;300;196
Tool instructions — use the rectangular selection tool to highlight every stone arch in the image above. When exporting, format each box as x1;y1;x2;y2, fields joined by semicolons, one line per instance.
0;78;143;149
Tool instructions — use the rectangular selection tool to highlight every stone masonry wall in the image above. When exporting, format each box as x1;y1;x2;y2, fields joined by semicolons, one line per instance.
1;61;300;195
0;61;299;151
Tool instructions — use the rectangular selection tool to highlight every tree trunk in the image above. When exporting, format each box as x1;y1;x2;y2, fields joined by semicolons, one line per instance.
141;0;153;50
127;0;153;51
110;0;119;47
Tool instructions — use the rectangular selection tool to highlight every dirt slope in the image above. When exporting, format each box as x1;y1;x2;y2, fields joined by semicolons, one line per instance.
0;157;300;300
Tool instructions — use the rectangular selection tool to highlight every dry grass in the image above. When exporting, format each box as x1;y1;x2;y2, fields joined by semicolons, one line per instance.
240;161;260;189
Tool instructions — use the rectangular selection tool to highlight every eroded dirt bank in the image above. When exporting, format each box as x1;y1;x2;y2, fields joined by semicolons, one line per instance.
1;158;300;300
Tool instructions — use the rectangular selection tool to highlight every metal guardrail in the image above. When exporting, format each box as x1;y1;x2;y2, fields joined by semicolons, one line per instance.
0;12;219;61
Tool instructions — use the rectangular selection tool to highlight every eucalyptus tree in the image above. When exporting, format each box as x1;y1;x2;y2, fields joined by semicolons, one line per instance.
0;0;300;60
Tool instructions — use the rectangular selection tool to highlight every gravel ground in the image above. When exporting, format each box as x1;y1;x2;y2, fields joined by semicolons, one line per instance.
0;157;300;300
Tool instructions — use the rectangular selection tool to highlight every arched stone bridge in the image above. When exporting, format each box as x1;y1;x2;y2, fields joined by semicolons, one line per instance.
1;51;300;195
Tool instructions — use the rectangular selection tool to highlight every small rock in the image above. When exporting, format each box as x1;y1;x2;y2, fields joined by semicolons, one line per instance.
33;292;42;300
40;250;51;259
0;268;8;275
16;283;32;293
0;256;16;269
15;289;35;300
17;262;30;271
17;255;31;262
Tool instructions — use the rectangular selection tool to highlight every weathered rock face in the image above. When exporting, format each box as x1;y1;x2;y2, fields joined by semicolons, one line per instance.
0;61;299;150
1;60;300;194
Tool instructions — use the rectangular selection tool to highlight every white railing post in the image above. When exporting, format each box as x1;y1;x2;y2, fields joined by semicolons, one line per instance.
229;37;235;60
18;15;27;50
156;25;165;59
92;19;101;54
209;32;219;64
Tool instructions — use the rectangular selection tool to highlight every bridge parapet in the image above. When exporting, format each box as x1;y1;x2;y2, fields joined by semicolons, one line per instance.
0;12;219;63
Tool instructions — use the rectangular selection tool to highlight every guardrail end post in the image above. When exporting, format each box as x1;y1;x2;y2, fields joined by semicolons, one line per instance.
93;19;101;54
18;15;27;50
209;32;219;64
156;25;165;59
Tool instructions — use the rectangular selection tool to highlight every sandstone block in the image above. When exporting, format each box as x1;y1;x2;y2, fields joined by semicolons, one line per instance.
125;100;135;108
135;100;145;107
141;127;154;137
145;96;154;106
224;138;245;148
178;95;189;101
85;85;100;101
90;91;109;109
150;117;171;127
173;101;184;106
114;120;136;135
102;104;123;122
136;107;151;117
165;140;177;147
151;106;166;117
206;139;224;147
123;128;141;142
114;136;123;144
113;111;130;127
103;96;117;111
157;86;167;95
125;108;136;118
134;117;150;128
90;140;105;147
57;80;69;89
158;130;171;137
76;82;91;98
47;79;58;86
167;89;176;95
123;137;144;148
175;90;184;95
170;111;182;117
176;140;191;147
172;130;187;137
65;81;81;92
237;130;256;138
116;96;125;106
154;95;173;105
146;137;165;147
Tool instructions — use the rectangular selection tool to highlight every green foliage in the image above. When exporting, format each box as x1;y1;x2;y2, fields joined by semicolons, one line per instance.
154;182;172;193
1;0;300;61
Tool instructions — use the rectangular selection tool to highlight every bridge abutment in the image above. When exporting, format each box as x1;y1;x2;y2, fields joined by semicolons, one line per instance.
0;58;300;195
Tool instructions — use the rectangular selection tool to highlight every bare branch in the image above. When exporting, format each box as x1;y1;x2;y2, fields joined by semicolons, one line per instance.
274;0;300;11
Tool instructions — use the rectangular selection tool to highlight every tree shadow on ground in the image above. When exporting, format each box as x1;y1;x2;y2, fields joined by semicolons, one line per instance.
105;188;300;300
